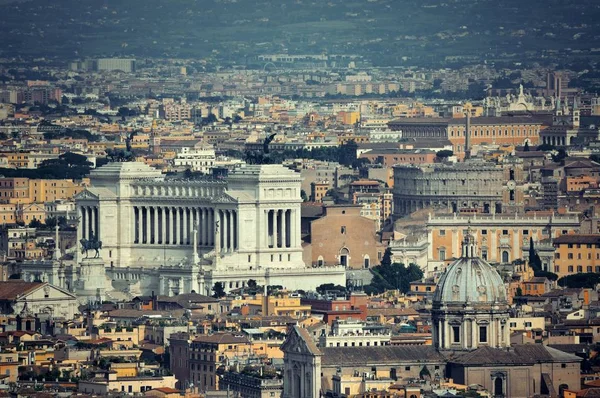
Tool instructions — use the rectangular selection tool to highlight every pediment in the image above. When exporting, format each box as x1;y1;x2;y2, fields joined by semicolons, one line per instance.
74;190;99;201
281;326;321;356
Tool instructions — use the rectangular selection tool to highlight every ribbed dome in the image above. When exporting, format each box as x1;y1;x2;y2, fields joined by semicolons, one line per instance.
433;229;507;304
433;257;507;304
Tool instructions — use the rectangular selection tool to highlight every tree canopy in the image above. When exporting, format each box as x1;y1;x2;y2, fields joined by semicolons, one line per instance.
364;260;423;295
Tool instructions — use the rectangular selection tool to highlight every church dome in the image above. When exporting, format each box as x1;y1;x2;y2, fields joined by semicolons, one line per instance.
433;230;507;305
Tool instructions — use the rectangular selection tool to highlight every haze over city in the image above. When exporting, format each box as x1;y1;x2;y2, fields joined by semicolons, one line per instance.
0;1;600;397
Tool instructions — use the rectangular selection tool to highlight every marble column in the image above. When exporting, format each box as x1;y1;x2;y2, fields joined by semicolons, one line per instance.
200;208;206;246
472;320;478;349
160;207;166;244
233;210;238;250
164;207;170;244
89;206;95;239
222;210;228;252
228;210;233;251
265;210;270;248
207;209;213;246
94;206;100;240
146;207;152;244
282;209;287;248
133;206;138;244
152;207;158;244
80;206;86;240
171;207;177;245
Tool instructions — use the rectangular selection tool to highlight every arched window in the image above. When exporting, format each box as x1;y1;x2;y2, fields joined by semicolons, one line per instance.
494;377;504;396
363;255;370;269
317;256;324;267
502;251;509;263
340;248;349;267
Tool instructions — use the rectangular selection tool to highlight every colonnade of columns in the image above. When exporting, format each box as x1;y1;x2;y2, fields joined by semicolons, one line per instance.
264;209;295;249
435;317;507;350
216;209;238;252
133;206;221;247
543;135;567;146
80;206;99;240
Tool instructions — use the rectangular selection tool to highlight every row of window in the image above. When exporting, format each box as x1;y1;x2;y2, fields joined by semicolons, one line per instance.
559;252;600;260
556;265;600;273
449;128;536;137
452;325;489;344
440;228;548;236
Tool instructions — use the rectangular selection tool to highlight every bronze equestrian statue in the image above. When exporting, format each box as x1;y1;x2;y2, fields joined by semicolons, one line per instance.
80;231;102;259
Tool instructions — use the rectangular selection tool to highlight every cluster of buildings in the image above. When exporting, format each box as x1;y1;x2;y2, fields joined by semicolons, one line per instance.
3;60;600;397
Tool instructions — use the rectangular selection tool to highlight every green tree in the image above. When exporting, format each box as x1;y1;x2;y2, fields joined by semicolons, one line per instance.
300;190;308;202
551;148;567;163
45;217;57;228
212;282;226;298
365;262;423;295
558;273;600;288
316;283;346;295
339;140;358;167
29;218;43;228
436;150;454;160
380;247;393;267
537;143;556;151
515;287;523;297
523;141;530;152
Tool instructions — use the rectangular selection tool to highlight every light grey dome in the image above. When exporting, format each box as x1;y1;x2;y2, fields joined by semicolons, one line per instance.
433;229;507;304
433;257;507;304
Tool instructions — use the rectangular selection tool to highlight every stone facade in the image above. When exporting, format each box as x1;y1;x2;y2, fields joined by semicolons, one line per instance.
393;161;504;217
303;205;385;269
426;212;580;269
47;162;345;297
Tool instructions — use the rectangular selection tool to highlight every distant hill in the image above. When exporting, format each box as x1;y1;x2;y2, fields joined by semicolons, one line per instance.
1;0;600;66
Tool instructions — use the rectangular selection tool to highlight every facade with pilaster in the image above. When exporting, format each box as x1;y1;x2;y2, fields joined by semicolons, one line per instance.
70;162;344;297
426;212;580;271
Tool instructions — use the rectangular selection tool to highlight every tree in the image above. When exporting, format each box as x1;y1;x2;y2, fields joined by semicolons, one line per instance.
29;218;42;228
300;190;308;202
45;217;57;228
523;141;530;152
316;283;346;295
515;287;523;297
212;282;226;298
551;148;567;163
558;273;600;288
528;237;542;272
365;262;424;295
339;140;358;167
380;247;393;267
537;144;556;151
436;150;454;160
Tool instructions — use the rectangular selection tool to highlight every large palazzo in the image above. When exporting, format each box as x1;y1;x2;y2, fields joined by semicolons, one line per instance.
21;162;345;300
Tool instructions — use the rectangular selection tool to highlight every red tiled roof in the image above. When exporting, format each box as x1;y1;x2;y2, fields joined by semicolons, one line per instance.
0;281;44;301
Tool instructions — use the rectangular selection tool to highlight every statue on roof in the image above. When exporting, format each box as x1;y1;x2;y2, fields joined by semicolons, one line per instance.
80;230;102;259
245;132;278;165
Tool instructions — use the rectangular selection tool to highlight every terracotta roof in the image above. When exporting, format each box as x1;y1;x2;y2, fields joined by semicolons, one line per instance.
149;387;181;393
450;344;581;365
554;234;600;245
192;333;250;345
367;308;420;317
107;309;183;318
295;326;321;355
321;345;443;366
578;388;600;397
0;281;44;301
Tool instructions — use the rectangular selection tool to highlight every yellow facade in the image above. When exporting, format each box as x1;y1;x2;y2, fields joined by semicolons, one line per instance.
337;111;361;126
553;235;600;277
